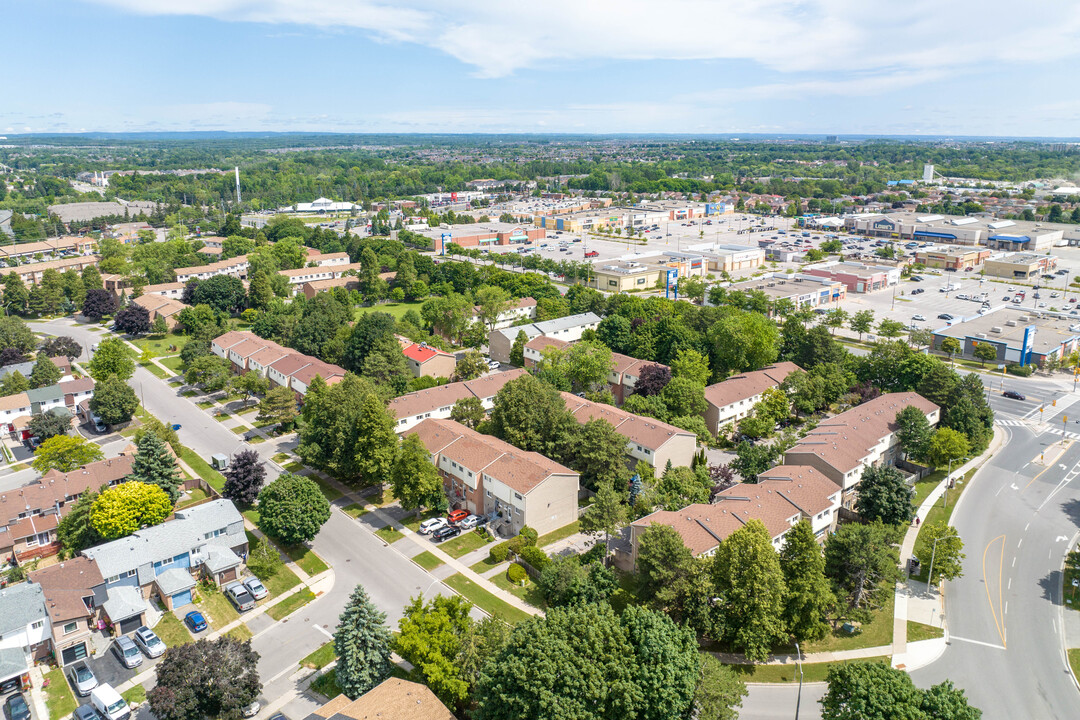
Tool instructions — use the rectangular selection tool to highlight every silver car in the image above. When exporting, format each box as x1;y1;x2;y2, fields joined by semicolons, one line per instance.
133;626;165;658
111;636;143;669
67;660;98;696
243;577;268;600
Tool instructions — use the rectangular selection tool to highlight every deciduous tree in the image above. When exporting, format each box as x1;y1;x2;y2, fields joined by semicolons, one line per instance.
40;336;81;360
88;337;135;380
452;349;488;382
82;288;117;320
28;356;61;388
257;385;299;428
896;405;933;462
636;524;695;607
28;409;71;441
780;519;834;642
222;449;266;507
820;661;923;720
257;472;331;545
855;464;915;526
91;482;172;540
390;433;446;518
824;522;901;620
694;654;748;720
927;427;971;469
184;355;232;392
148;637;261;720
449;396;485;429
114;303;151;335
88;374;139;425
56;487;102;552
32;435;103;473
915;522;965;584
394;594;473;709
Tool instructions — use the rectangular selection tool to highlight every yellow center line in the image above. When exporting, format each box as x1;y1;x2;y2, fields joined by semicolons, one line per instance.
982;534;1007;649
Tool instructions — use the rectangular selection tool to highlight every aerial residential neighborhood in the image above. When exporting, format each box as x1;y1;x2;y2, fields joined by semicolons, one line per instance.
1;3;1079;720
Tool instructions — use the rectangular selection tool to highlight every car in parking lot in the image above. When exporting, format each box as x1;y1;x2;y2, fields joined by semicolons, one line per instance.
1003;296;1011;301
225;582;256;612
184;610;208;633
4;693;29;720
937;313;954;320
418;517;449;535
111;636;143;669
432;525;462;542
133;626;165;658
457;514;481;530
447;509;469;525
1002;390;1026;400
242;702;261;718
912;314;926;321
243;577;268;600
67;659;99;696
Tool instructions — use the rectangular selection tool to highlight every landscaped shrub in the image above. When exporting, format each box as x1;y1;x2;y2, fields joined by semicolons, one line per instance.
1007;363;1034;377
507;526;538;555
488;541;511;564
507;563;527;585
519;545;550;571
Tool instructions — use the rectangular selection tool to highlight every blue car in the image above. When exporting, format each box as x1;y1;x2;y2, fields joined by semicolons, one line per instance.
184;610;208;633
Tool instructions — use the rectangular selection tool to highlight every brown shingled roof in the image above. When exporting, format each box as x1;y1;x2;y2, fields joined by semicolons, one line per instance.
560;392;694;451
704;362;802;409
0;455;134;524
28;556;104;623
311;679;454;720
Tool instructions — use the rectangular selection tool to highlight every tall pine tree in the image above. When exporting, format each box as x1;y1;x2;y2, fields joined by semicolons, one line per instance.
333;584;393;699
779;519;835;643
129;430;181;504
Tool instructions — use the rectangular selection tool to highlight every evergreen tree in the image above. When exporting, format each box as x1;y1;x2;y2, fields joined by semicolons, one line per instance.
333;584;394;699
129;429;182;504
780;519;834;642
509;330;528;367
256;385;298;429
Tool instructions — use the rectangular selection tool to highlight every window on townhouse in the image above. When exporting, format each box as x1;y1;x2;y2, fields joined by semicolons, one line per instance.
31;621;43;630
514;492;523;500
63;621;78;635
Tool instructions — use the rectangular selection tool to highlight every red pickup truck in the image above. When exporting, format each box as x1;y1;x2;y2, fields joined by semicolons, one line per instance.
584;250;599;258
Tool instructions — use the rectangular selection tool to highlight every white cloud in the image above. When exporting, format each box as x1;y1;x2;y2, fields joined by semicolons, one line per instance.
88;0;1080;80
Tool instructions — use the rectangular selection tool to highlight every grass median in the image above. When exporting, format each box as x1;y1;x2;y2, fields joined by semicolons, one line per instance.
727;656;890;683
267;588;317;621
178;448;226;491
443;573;534;624
283;544;329;576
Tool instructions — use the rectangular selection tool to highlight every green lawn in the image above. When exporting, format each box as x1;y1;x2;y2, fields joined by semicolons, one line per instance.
907;620;945;642
177;488;209;509
354;301;424;321
537;520;581;548
178;448;226;491
248;435;266;444
197;400;216;409
470;558;500;574
343;503;369;518
375;526;405;544
160;356;184;373
231;425;247;434
267;588;317;621
43;667;78;719
911;468;977;583
438;530;491;558
196;588;240;628
726;656;890;683
122;685;147;706
443;573;534;624
1069;649;1080;685
181;389;199;398
283;461;304;472
272;453;290;463
128;332;192;356
154;611;193;647
226;624;254;641
412;551;445;571
800;590;895;654
490;568;546;608
237;405;258;415
242;508;260;525
262;564;302;597
312;475;343;502
911;469;946;508
284;544;330;576
310;670;343;700
141;361;169;379
300;641;338;670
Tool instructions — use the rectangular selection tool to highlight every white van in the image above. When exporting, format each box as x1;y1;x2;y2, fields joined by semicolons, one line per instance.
91;684;131;720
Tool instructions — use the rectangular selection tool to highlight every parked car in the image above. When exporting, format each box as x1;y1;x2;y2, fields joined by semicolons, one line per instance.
457;514;481;530
225;582;256;612
241;702;261;718
184;610;208;633
1003;296;1011;301
912;314;926;321
67;660;98;696
1002;390;1026;400
432;525;462;543
133;626;165;658
73;705;103;720
243;577;268;600
5;694;29;720
111;636;143;669
418;517;449;535
90;685;130;720
937;313;954;320
447;509;469;525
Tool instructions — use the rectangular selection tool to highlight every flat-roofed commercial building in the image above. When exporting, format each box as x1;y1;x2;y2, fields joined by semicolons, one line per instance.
412;223;545;252
804;261;900;293
847;212;1066;251
930;307;1080;366
914;246;992;271
720;273;846;313
983;252;1058;280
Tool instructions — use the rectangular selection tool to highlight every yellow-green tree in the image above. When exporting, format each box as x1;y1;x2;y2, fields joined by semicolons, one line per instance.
90;481;172;540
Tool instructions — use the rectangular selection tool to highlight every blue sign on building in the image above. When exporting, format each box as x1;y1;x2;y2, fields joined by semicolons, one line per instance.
1020;325;1037;365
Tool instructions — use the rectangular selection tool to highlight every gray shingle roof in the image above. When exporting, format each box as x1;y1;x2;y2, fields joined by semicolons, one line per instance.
0;647;28;682
82;500;244;579
204;546;241;574
102;584;145;622
532;312;601;334
0;582;47;636
154;568;196;596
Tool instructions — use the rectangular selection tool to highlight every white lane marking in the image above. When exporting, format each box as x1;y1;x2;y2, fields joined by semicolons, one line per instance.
950;635;1007;650
1018;538;1023;549
1012;557;1017;567
1058;535;1070;542
1008;578;1012;590
1023;463;1031;469
1005;601;1009;615
1025;523;1031;532
315;624;334;639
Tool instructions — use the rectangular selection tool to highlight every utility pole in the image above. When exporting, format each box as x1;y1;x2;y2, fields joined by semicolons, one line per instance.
794;642;804;720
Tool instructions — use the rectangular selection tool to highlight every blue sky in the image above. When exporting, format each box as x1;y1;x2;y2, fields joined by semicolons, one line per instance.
4;0;1080;137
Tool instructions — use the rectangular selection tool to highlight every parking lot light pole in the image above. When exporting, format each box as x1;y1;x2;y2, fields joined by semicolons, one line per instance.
794;642;804;720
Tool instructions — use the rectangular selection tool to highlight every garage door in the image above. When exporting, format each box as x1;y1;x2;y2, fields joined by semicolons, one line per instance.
61;643;87;665
171;589;192;609
118;616;142;635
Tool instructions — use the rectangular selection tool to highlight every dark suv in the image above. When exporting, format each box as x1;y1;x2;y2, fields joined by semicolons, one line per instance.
432;526;462;543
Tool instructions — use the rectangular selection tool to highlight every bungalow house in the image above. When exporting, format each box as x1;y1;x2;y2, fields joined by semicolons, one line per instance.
412;418;579;536
561;392;697;469
303;678;454;720
28;557;105;666
702;362;802;435
0;583;50;690
388;369;528;433
81;500;247;631
783;392;940;503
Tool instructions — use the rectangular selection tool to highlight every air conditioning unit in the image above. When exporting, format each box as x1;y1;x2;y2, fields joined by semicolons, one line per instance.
1005;320;1018;327
975;333;988;339
990;327;1003;333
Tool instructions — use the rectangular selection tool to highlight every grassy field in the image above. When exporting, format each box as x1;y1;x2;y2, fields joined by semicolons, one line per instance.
284;545;330;576
911;469;946;507
354;301;424;321
267;588;317;621
412;551;445;571
443;573;534;624
300;641;337;670
490;568;546;608
911;468;978;583
727;656;890;683
128;332;192;356
1069;649;1080;684
122;685;147;706
439;530;491;558
197;588;240;628
343;503;369;518
800;591;895;654
141;361;169;379
242;508;260;525
179;448;226;491
43;668;78;719
272;452;290;463
154;612;193;647
160;356;183;373
907;620;945;642
375;525;405;544
537;520;581;548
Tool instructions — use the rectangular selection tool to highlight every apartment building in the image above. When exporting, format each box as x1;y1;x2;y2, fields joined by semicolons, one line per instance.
472;296;537;330
388;369;528;433
0;236;96;263
174;255;249;283
561;393;697;469
81;500;247;630
488;312;601;363
412;418;579;536
783;392;940;502
300;276;360;299
303;249;350;267
703;362;802;435
2;255;101;285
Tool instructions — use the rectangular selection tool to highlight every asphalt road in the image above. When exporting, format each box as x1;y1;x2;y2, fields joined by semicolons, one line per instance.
30;319;453;715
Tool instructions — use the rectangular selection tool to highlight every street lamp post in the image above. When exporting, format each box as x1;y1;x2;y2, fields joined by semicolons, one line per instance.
926;529;960;595
944;455;971;509
794;642;804;720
